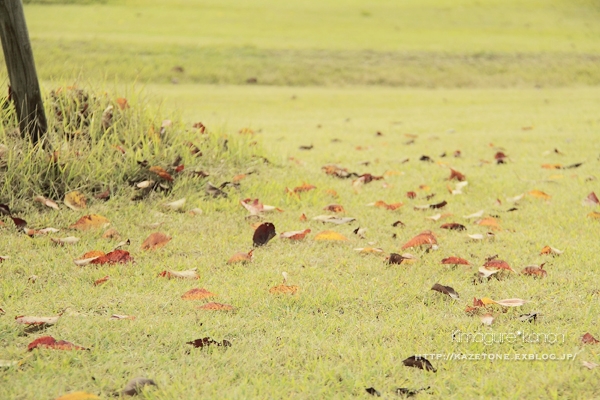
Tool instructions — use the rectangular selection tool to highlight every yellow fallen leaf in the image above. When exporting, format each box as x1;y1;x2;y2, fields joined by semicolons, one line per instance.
588;211;600;219
314;230;349;241
269;284;299;294
480;297;496;305
529;190;551;200
55;392;100;400
69;214;110;230
64;191;87;211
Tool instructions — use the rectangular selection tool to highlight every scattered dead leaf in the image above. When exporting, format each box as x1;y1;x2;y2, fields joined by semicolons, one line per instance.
141;232;172;250
402;355;436;372
64;191;87;211
431;283;459;299
197;302;234;311
280;229;311;240
27;336;89;351
158;268;199;280
69;214;110;230
181;288;216;300
227;250;253;264
442;257;470;265
582;333;600;344
529;190;551;200
269;284;299;294
90;250;134;265
401;230;437;250
149;166;173;182
314;230;349;241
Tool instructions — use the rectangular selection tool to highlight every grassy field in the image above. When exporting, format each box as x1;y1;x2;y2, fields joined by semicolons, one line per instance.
1;0;600;399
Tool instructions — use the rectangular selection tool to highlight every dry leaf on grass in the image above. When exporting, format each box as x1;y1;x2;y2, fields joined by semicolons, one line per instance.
314;230;349;241
27;336;89;351
110;314;136;320
367;200;403;210
164;198;186;211
51;236;80;245
522;263;547;278
227;250;253;264
15;315;60;327
581;333;600;344
312;215;356;224
187;337;232;348
440;223;466;231
253;222;276;247
431;283;459;299
323;204;345;213
158;268;199;280
69;214;110;230
64;191;87;211
583;192;599;206
55;392;100;400
34;196;59;210
280;229;311;240
120;377;157;397
181;288;216;300
402;355;436;372
441;257;470;265
529;190;551;200
480;313;495;326
269;284;299;294
90;250;134;265
540;245;563;255
401;230;437;250
149;166;173;181
141;232;171;250
94;276;110;286
197;302;234;311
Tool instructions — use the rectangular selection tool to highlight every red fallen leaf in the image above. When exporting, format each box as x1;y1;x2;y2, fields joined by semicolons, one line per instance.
181;288;216;300
93;275;110;286
90;250;134;265
448;168;465;181
27;336;89;351
483;258;515;272
401;230;437;250
583;192;600;206
495;151;507;163
11;217;27;228
473;297;485;307
522;263;547;278
441;256;470;265
280;229;311;240
174;165;185;173
197;302;234;311
149;166;173;182
440;223;466;231
582;333;600;344
94;188;111;200
253;222;276;247
406;191;417;199
323;204;345;213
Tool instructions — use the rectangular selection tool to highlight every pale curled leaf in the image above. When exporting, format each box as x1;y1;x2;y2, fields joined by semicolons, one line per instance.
51;236;80;245
15;315;60;326
34;196;59;210
164;198;186;210
158;268;199;280
312;215;356;224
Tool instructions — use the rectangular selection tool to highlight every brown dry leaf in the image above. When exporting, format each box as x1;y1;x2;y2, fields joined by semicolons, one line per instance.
529;190;551;200
448;168;466;181
93;275;110;286
431;283;460;299
583;192;600;206
483;258;515;272
34;196;59;210
290;182;316;194
326;189;339;198
280;229;311;240
588;211;600;219
197;302;234;311
141;232;171;251
540;245;563;255
369;200;403;210
90;250;134;265
182;288;216;300
441;256;470;265
64;191;87;211
401;230;437;250
227;250;253;264
269;284;299;294
55;392;100;400
314;230;349;241
69;214;110;230
582;333;600;344
27;336;88;351
149;166;174;182
102;228;121;240
475;217;500;230
440;223;466;231
51;236;80;245
522;263;547;278
15;315;60;326
81;250;106;259
323;204;345;213
299;213;308;221
541;164;562;170
491;298;529;307
158;268;199;280
116;97;129;110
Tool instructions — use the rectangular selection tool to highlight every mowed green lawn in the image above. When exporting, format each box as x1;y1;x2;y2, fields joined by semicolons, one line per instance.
1;0;600;399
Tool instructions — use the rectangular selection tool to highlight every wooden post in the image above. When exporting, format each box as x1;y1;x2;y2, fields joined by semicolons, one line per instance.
0;0;47;145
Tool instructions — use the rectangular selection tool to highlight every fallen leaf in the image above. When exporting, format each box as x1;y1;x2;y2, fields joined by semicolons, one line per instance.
110;314;136;320
323;204;345;213
51;236;80;245
529;190;551;200
121;377;157;396
402;355;436;372
69;214;110;230
314;230;349;241
588;211;600;219
582;333;600;344
491;298;529;307
197;302;234;311
27;336;88;351
149;166;173;181
64;191;87;211
478;266;501;279
291;182;316;193
448;168;465;181
483;259;515;272
158;268;199;280
476;217;500;230
522;263;547;278
102;228;121;240
440;223;466;231
540;245;563;255
368;200;403;210
354;247;384;254
227;250;253;264
55;391;100;400
11;217;27;228
365;387;381;397
401;230;437;250
519;312;539;322
463;210;484;219
15;315;60;326
431;283;460;299
582;361;600;370
541;163;562;170
480;313;495;326
187;337;231;348
583;192;600;206
34;196;59;210
116;97;129;110
141;232;172;250
181;288;216;300
269;284;299;294
94;275;110;286
253;222;276;247
312;215;356;224
279;229;311;240
164;198;186;211
441;257;470;265
90;250;134;265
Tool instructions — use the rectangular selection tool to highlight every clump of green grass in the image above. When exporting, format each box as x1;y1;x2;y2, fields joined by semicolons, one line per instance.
0;86;264;205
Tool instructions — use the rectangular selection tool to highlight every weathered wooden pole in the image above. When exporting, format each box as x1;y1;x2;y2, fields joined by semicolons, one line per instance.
0;0;47;145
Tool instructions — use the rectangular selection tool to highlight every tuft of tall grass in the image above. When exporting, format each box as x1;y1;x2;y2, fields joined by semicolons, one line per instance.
0;86;264;205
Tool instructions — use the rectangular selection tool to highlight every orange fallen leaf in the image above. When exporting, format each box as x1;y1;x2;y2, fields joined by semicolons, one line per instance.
15;315;60;326
197;302;234;311
529;189;551;200
540;245;563;255
27;336;88;351
326;189;338;198
102;228;121;240
94;275;110;286
227;250;253;264
314;230;349;241
182;288;216;300
90;250;134;265
401;230;437;250
323;204;345;213
483;258;515;272
141;232;171;250
55;391;100;400
299;213;307;221
116;97;129;110
369;200;403;210
233;174;246;183
280;229;311;240
541;164;562;170
582;333;600;344
149;166;173;182
522;263;547;278
588;211;600;219
448;168;465;181
69;214;110;230
583;192;600;206
291;182;316;193
441;256;470;265
269;284;299;294
475;217;500;230
64;191;87;211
